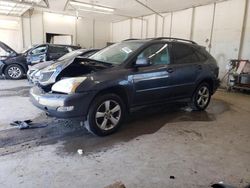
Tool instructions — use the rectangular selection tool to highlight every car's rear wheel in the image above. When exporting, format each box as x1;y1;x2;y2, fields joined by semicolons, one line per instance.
84;93;125;136
4;64;24;79
189;82;211;111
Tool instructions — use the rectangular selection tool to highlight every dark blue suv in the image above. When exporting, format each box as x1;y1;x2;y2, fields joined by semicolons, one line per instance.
30;38;220;136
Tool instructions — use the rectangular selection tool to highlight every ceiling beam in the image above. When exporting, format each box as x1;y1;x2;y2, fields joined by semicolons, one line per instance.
134;0;163;17
0;0;49;8
43;0;50;8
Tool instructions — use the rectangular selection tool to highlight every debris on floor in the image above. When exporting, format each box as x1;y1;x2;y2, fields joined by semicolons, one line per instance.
104;181;126;188
10;120;48;130
77;149;83;155
169;176;175;179
211;181;236;188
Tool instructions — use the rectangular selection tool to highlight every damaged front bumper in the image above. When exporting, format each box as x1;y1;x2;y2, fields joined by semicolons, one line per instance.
30;86;94;119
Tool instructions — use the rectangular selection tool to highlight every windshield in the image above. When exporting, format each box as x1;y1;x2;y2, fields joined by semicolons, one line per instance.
22;45;38;54
89;42;143;65
57;49;85;61
0;46;9;56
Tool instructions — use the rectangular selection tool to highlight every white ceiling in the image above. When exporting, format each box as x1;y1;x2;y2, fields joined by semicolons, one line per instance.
1;0;224;21
51;0;223;21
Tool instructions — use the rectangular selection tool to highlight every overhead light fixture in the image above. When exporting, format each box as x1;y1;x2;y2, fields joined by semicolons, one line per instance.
0;0;31;16
93;6;114;12
69;1;114;14
79;8;113;15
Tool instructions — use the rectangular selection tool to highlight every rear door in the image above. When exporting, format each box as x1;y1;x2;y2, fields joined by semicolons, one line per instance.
47;45;69;61
132;43;172;105
167;42;203;98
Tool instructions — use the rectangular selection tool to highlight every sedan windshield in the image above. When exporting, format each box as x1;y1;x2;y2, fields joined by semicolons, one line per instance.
89;42;143;65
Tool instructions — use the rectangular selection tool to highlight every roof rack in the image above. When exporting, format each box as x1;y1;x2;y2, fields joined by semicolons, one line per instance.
152;37;197;44
122;38;140;41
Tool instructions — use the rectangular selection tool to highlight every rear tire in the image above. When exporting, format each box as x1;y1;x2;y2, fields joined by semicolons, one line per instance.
4;64;24;79
84;93;125;136
189;82;211;111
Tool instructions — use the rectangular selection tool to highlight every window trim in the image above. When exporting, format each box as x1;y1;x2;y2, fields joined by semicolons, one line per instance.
134;42;171;67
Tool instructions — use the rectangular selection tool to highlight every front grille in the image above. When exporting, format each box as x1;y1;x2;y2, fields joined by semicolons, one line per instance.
40;71;54;82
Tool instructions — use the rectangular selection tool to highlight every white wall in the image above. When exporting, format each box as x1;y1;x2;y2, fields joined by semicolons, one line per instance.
162;13;172;37
110;0;250;79
132;18;142;38
192;4;214;49
211;0;245;76
171;8;193;39
0;15;23;52
21;11;110;50
112;19;131;42
241;0;250;59
94;20;110;48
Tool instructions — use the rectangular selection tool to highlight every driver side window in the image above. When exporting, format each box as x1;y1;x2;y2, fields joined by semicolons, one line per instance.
31;46;46;55
137;43;170;65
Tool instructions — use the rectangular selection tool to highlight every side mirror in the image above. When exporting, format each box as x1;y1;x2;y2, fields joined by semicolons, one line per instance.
135;57;151;67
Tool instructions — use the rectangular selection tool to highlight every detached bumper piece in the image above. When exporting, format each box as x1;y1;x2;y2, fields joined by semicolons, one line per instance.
30;86;93;119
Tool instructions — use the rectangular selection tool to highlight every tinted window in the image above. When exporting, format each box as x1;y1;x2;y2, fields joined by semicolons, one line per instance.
31;46;47;55
137;43;170;65
49;46;69;53
194;48;207;61
172;43;199;64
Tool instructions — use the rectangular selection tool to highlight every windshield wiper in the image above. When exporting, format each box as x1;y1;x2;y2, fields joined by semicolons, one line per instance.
83;57;113;67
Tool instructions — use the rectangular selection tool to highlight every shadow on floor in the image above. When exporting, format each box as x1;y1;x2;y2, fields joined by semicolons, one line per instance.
0;98;230;156
59;99;229;155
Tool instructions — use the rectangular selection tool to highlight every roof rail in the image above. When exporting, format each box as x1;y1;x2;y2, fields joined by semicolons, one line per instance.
152;37;197;44
122;38;140;41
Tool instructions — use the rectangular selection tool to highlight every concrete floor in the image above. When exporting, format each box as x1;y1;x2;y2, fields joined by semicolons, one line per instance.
0;79;250;188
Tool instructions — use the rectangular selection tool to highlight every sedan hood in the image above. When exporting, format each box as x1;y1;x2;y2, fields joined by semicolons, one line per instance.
29;61;54;71
0;41;17;55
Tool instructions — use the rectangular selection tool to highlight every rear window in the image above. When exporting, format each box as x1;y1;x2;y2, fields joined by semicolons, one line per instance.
171;43;200;64
49;46;69;53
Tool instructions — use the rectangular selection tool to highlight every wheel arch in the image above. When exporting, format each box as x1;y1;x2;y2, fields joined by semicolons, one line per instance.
90;86;130;113
196;77;215;94
3;63;27;74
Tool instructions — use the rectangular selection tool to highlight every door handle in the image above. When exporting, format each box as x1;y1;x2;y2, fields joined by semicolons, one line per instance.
197;65;202;70
167;68;174;73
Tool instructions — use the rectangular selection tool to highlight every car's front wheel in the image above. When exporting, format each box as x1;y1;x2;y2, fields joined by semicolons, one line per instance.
4;64;24;79
190;82;211;111
84;93;125;136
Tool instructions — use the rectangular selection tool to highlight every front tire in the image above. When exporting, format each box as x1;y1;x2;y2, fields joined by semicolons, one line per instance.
190;82;211;111
4;64;24;79
84;93;125;136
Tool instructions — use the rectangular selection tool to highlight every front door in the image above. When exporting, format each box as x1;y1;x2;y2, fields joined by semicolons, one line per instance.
132;43;172;106
27;45;47;65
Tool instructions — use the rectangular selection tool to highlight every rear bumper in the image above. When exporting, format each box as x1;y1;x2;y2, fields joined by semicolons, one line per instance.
213;78;220;93
30;86;95;119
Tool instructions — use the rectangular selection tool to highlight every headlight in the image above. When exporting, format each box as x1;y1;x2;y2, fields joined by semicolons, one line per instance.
34;70;41;77
51;77;87;94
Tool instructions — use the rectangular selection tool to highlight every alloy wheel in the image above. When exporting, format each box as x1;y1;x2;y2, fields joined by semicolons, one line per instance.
197;86;209;108
95;100;121;131
8;66;22;79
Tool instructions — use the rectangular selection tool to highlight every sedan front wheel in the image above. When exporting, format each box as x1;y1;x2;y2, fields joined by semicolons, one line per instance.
4;64;24;79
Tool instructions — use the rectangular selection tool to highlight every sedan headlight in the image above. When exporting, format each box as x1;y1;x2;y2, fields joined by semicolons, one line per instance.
51;77;87;94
